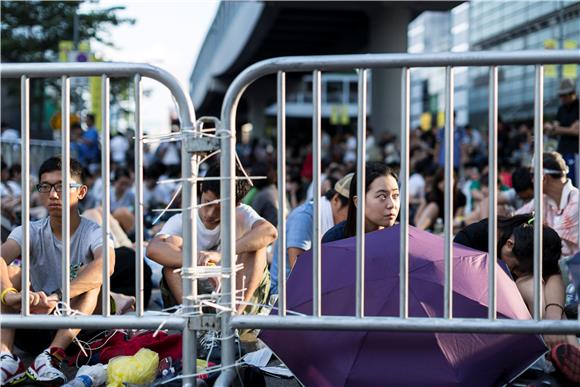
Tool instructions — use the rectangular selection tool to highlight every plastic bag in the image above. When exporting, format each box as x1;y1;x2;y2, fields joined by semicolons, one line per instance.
107;348;159;387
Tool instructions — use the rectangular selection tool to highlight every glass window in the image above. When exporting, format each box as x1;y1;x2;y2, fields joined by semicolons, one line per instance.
326;81;343;104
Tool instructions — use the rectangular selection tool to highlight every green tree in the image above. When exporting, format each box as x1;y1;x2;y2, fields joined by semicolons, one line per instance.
1;1;134;62
1;1;134;137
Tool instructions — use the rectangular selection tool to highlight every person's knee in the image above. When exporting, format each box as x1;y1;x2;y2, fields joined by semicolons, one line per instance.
70;287;100;314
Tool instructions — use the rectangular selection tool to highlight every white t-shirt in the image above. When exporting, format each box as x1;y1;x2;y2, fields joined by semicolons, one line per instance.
408;173;425;200
110;135;129;163
157;203;263;251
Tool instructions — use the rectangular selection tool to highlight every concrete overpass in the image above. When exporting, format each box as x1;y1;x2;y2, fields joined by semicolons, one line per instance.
190;1;461;138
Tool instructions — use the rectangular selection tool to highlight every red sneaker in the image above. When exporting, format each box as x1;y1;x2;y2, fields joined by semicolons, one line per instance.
550;343;580;384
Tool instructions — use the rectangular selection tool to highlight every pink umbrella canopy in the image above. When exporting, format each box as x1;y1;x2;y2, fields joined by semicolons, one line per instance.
260;225;546;386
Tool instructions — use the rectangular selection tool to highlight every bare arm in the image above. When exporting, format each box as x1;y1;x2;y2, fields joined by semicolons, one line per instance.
552;120;579;136
0;239;21;266
288;247;305;270
543;274;566;320
66;245;116;299
146;234;184;268
415;202;439;230
235;219;278;255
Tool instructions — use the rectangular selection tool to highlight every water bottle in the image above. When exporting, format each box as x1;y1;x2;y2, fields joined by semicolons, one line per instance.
566;282;577;306
434;218;444;234
62;364;107;387
62;375;93;387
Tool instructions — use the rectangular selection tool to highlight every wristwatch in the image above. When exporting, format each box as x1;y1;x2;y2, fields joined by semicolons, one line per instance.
54;288;62;301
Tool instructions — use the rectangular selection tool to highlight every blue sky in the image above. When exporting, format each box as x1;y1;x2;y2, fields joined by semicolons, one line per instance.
88;0;219;134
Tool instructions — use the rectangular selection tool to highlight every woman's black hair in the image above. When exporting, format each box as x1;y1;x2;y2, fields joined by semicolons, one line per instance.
251;163;276;189
496;213;534;258
511;223;561;280
344;162;398;237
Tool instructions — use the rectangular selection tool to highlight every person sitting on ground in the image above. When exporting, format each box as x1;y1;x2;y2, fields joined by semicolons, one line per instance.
250;164;282;227
0;156;116;386
82;207;152;308
322;162;400;243
270;173;352;296
109;167;136;236
455;216;580;383
146;158;277;315
516;151;579;256
414;168;466;231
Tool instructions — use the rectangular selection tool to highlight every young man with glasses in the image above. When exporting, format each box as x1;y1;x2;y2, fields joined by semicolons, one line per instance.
0;156;115;386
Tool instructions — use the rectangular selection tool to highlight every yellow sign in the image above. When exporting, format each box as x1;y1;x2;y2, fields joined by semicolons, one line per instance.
420;112;432;131
59;41;74;62
544;39;558;78
437;111;445;128
330;105;350;125
563;40;578;79
90;54;103;131
50;113;81;130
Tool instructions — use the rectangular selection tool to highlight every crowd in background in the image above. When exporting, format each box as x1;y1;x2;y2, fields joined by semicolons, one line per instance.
0;79;579;384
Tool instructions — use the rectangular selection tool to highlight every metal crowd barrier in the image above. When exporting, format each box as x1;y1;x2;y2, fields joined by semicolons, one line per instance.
1;63;200;386
215;50;580;386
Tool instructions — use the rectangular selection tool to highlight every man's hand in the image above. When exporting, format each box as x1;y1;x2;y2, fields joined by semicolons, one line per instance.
4;290;57;314
30;292;58;314
198;251;221;266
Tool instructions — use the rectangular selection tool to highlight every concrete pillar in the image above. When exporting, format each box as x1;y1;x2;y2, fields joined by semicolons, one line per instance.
245;83;268;138
366;6;411;139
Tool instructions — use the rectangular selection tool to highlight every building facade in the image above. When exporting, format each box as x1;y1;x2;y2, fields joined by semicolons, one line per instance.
408;0;580;130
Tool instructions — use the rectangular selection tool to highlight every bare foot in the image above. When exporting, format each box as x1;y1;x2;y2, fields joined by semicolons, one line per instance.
111;292;136;315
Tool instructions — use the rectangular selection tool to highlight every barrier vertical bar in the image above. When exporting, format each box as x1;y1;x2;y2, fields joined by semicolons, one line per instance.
488;66;498;320
220;89;237;386
399;67;410;319
101;75;111;316
20;75;31;316
533;65;544;321
277;71;287;316
133;74;145;316
181;146;198;386
312;70;322;317
61;75;71;310
444;66;454;319
356;69;367;318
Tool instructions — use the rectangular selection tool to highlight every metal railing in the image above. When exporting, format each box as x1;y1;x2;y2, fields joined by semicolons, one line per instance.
2;51;580;387
1;62;200;386
216;50;580;385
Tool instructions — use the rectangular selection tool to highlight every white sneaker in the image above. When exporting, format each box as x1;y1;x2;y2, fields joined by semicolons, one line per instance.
26;349;66;385
0;352;27;385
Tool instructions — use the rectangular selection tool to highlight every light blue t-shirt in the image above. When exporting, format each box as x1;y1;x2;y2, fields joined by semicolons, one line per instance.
8;216;106;294
270;201;314;294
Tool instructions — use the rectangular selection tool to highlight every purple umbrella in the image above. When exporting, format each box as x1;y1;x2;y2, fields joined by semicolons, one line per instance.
260;225;546;387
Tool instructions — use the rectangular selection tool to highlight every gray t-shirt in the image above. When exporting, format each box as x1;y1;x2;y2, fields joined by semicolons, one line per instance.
8;216;104;294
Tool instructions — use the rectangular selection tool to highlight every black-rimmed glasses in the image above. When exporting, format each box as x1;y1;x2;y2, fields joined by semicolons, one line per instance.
36;183;82;193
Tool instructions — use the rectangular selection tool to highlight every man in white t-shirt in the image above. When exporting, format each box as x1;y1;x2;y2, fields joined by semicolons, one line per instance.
147;160;277;315
0;157;116;386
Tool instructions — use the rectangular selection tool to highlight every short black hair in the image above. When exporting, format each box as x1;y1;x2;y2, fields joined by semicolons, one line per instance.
512;167;533;194
38;156;83;182
113;167;131;182
200;158;250;206
251;163;276;189
512;223;561;280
